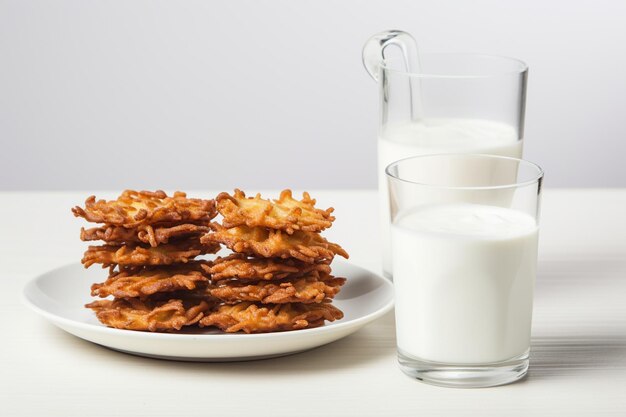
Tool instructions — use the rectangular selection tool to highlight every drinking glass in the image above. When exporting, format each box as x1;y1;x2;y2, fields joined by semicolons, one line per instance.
363;30;529;279
386;154;543;388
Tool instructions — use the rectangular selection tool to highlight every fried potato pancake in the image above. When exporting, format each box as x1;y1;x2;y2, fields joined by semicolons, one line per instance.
203;253;332;281
201;224;348;263
80;223;210;247
82;241;219;268
217;189;335;233
85;297;212;332
210;274;346;304
91;262;210;298
72;190;216;228
199;301;344;333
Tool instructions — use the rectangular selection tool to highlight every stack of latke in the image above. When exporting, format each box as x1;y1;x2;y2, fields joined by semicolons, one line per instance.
73;189;349;333
73;190;220;332
197;189;348;333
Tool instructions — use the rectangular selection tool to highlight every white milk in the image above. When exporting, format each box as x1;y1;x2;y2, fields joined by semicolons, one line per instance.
379;118;523;276
391;203;538;364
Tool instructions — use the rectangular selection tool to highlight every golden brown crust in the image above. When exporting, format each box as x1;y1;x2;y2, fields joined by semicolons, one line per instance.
201;224;348;263
85;297;213;332
210;274;346;304
91;262;210;299
203;253;332;281
199;302;344;333
80;223;210;247
216;189;335;233
81;241;220;268
72;190;216;228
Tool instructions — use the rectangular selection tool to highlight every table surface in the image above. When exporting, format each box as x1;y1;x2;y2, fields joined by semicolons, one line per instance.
2;189;626;417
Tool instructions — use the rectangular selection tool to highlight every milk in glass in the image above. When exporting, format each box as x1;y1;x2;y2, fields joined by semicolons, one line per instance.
391;203;538;364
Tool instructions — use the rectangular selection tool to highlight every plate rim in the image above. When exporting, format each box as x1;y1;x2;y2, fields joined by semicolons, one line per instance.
22;259;395;341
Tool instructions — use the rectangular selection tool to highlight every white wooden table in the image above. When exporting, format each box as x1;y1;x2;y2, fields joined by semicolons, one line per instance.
2;190;625;416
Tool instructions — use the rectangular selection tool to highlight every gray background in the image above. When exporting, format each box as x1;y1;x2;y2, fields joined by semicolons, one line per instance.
1;0;625;190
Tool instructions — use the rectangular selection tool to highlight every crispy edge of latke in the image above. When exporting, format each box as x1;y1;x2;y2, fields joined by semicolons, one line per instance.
202;253;332;281
80;223;211;247
71;190;216;228
209;274;346;304
200;224;348;263
199;301;344;333
81;241;220;268
91;262;210;299
85;297;213;332
217;189;335;233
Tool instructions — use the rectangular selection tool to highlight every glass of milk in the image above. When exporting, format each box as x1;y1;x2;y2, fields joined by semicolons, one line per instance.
363;30;529;279
386;154;543;388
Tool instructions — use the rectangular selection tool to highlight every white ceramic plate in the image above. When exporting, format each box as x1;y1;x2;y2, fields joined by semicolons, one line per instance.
23;260;394;361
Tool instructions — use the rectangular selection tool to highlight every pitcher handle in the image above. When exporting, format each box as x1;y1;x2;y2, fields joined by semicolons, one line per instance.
362;30;420;82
